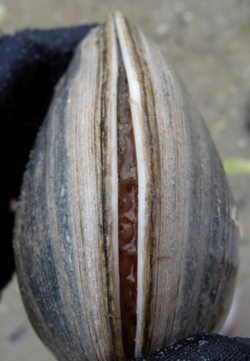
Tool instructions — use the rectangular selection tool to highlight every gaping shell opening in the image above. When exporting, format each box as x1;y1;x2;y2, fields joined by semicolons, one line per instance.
109;13;147;358
117;37;138;356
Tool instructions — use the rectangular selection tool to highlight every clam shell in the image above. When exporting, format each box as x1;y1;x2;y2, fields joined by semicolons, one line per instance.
14;12;239;361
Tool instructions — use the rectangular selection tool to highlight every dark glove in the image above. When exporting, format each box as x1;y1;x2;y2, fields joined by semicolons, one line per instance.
0;26;249;361
135;333;250;360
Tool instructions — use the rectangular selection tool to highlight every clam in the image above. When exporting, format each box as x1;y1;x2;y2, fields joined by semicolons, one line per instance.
14;12;239;361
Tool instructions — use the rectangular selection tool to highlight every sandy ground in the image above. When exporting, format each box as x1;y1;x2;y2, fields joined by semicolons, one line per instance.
0;0;250;360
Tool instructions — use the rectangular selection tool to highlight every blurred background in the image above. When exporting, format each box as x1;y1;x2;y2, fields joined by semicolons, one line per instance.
0;0;250;360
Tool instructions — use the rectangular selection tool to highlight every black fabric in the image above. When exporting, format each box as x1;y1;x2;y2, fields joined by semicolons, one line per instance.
0;26;249;361
0;25;96;292
135;333;250;360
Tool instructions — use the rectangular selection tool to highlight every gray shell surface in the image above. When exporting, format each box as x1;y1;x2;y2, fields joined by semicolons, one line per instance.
14;12;239;361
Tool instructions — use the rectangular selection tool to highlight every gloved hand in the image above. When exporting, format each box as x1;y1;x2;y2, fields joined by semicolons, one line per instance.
0;26;249;361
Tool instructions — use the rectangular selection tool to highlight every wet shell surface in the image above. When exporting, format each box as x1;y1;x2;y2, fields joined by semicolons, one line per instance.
14;12;239;361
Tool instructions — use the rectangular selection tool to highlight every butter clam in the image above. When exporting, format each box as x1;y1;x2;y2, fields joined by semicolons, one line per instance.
14;12;239;361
